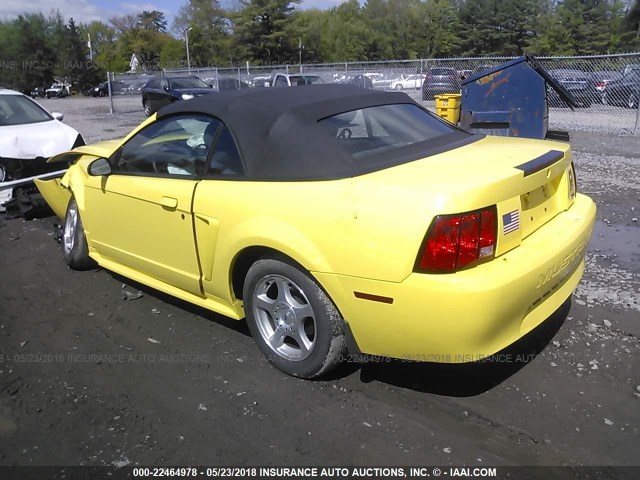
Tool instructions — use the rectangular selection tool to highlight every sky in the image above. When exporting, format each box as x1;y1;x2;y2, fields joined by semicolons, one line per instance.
0;0;348;25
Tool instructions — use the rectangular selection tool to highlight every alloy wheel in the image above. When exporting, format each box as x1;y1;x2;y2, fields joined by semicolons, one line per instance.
252;274;317;361
63;203;77;255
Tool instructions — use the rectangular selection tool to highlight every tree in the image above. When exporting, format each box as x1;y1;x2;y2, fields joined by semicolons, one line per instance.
111;11;173;71
622;0;640;50
234;0;300;64
55;18;99;89
172;0;232;66
415;0;462;58
14;14;57;90
137;10;168;32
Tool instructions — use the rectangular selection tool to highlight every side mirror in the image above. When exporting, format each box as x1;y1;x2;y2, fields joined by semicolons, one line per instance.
88;158;112;176
52;112;64;121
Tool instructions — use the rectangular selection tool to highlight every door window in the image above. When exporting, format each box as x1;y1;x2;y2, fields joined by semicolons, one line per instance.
206;125;245;177
114;114;221;177
274;76;288;87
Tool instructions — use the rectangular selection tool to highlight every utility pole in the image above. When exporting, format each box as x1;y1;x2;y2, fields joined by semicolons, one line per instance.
87;33;93;60
186;27;193;74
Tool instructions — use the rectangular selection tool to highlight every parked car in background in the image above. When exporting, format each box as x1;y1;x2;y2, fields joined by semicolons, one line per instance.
590;71;623;102
346;75;374;89
601;70;640;109
0;88;84;216
390;74;424;90
547;69;597;108
30;87;46;98
141;76;214;116
206;78;250;91
89;81;126;97
271;73;324;87
249;76;271;88
370;74;397;90
123;81;147;94
45;83;70;98
422;68;460;100
363;72;383;82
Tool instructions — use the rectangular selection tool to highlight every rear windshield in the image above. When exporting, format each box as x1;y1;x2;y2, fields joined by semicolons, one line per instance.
170;77;210;89
429;69;455;75
289;76;324;86
0;95;52;125
319;104;456;160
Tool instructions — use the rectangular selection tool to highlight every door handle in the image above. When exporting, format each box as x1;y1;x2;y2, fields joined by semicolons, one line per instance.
160;196;178;209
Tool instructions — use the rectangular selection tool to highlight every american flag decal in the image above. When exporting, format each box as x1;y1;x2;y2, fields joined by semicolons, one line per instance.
502;210;520;234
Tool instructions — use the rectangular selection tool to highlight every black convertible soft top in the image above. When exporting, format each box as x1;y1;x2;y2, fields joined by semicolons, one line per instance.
158;84;476;180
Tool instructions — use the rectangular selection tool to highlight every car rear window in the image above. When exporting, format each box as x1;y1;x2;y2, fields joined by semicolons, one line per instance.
289;76;324;86
319;104;456;160
0;95;52;125
429;69;455;76
170;78;210;89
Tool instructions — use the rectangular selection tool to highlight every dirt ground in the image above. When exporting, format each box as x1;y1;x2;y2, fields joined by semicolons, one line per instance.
0;96;638;469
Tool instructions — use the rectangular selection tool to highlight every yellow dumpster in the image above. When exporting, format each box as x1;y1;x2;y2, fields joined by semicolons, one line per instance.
434;93;462;124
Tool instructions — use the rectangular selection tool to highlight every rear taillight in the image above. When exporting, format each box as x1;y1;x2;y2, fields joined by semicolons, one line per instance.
595;81;606;88
416;207;497;273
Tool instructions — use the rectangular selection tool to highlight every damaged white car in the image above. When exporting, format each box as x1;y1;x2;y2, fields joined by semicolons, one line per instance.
0;88;84;217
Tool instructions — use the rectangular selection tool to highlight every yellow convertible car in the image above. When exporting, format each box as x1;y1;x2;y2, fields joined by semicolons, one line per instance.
35;85;596;378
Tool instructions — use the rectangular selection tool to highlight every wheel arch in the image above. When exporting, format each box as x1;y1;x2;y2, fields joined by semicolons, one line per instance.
231;246;310;301
230;245;363;358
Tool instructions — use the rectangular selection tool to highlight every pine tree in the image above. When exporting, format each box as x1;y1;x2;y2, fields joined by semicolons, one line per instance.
234;0;300;64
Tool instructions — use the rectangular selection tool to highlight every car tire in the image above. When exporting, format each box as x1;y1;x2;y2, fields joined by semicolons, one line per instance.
601;91;609;105
628;93;638;109
62;198;96;270
99;91;105;97
243;257;346;379
143;100;153;117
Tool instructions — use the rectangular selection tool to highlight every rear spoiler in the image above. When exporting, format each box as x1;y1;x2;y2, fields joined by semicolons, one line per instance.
0;169;68;191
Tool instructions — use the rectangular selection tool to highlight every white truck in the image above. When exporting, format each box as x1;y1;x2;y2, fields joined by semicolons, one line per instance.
45;82;71;98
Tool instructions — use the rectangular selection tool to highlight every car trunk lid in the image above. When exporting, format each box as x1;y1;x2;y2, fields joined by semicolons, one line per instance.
354;135;575;262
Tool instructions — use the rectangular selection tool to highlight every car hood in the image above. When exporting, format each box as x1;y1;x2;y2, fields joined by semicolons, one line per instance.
0;120;80;159
47;139;121;163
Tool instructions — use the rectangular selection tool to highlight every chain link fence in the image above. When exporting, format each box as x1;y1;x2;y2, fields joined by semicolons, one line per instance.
107;53;640;135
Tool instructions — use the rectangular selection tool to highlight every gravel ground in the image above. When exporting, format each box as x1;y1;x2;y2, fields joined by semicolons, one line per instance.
0;96;638;469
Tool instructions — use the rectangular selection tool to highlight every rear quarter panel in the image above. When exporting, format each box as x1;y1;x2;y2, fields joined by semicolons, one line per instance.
193;179;354;302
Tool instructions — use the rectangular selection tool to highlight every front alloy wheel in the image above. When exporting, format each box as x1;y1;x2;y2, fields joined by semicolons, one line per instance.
62;198;96;270
143;100;152;117
628;93;638;109
244;257;346;378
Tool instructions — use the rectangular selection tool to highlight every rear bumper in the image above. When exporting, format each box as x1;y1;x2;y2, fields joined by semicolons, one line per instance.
315;193;596;362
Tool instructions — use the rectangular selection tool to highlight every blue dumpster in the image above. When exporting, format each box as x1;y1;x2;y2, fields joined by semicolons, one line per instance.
460;55;577;140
